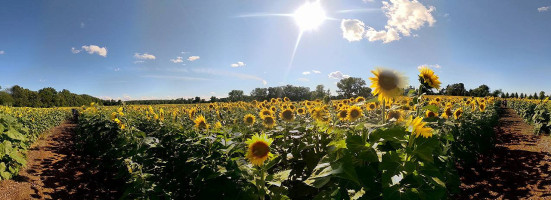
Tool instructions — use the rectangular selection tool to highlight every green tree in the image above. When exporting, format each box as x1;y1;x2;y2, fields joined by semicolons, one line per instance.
336;77;367;98
228;90;244;102
540;91;546;100
250;88;268;101
445;83;468;96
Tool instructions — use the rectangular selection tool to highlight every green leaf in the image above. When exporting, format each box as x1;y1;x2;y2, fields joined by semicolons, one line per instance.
267;169;291;187
4;129;27;141
304;162;335;188
422;105;439;113
9;151;27;166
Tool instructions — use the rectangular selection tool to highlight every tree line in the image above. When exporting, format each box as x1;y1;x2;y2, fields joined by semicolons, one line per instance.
0;85;101;107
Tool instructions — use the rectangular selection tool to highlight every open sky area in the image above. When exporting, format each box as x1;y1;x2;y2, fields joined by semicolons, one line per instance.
0;0;550;100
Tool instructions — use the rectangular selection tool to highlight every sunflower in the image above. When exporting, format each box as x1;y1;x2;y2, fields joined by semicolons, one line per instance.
194;115;209;130
442;107;453;119
454;108;463;119
405;116;433;138
259;108;273;118
418;66;441;89
280;109;295;122
311;107;329;122
369;68;407;101
347;106;363;122
367;102;377;111
425;110;438;118
297;107;305;115
243;114;256;126
245;133;274;166
387;110;405;122
337;109;348;121
479;103;486;112
262;116;276;128
214;121;223;129
355;96;366;102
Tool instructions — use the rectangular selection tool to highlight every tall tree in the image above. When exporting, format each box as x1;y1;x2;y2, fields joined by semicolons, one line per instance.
250;88;268;101
228;90;244;102
445;83;468;96
336;77;367;98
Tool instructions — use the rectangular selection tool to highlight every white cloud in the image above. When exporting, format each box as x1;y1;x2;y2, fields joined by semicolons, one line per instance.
231;61;246;67
363;0;375;2
341;19;366;42
170;56;184;63
81;45;108;57
181;51;190;54
343;0;435;43
417;64;441;70
312;70;321;74
302;71;311;75
297;78;310;82
0;50;4;55
538;6;550;12
328;71;350;79
80;22;85;28
114;68;121;72
210;92;216;95
443;13;450;18
188;56;200;61
134;53;156;60
71;47;81;54
134;60;145;64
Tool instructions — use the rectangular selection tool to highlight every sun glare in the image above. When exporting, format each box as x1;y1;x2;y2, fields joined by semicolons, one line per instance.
294;1;326;31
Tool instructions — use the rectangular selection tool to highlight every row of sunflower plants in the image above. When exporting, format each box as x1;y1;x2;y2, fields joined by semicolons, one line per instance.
508;98;551;135
74;67;500;199
0;106;71;180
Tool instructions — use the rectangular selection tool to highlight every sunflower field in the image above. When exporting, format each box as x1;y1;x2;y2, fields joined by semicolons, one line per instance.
0;106;71;180
508;97;551;135
72;67;505;199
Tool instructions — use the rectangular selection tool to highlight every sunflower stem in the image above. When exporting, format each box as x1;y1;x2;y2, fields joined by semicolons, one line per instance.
381;100;386;124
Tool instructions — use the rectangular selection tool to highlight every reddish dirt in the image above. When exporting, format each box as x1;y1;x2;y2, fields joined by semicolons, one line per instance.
457;108;551;199
0;122;121;200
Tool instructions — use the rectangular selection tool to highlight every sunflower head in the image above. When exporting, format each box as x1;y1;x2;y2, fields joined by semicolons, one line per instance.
355;96;366;103
370;68;407;101
405;116;433;138
453;108;463;119
337;109;348;121
243;114;256;126
297;107;305;115
367;102;377;110
263;116;276;129
479;103;486;112
418;66;441;89
194;115;209;130
442;107;453;119
280;109;295;122
260;108;273;118
347;106;363;122
245;133;274;166
387;110;404;122
425;110;438;118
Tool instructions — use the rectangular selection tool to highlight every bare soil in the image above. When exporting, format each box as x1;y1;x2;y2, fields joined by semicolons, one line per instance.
457;108;551;199
0;122;121;200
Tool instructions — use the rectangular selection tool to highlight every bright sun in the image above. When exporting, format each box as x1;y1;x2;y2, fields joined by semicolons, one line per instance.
294;1;327;31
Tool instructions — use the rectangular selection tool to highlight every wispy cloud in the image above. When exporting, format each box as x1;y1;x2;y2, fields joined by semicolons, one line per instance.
312;70;321;74
297;78;310;82
71;47;81;54
0;50;4;55
417;64;441;69
134;53;156;60
134;60;145;64
538;6;550;12
328;71;350;79
80;22;85;28
231;61;246;67
192;68;267;85
170;56;184;63
142;75;210;81
302;71;311;75
188;56;200;61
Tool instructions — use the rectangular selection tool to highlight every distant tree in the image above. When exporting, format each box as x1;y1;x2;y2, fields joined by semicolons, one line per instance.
470;85;491;97
533;92;539;100
0;91;14;105
358;87;372;98
281;85;310;101
250;88;268;101
505;92;509;98
210;96;218;102
228;90;244;102
267;87;283;99
540;91;546;100
311;85;330;100
445;83;468;96
38;87;58;107
491;89;503;97
336;77;367;98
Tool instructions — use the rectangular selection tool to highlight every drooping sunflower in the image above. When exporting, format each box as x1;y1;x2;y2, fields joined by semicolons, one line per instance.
245;133;274;166
369;68;407;101
280;109;295;122
454;108;463;119
337;109;348;121
311;107;329;122
405;116;433;138
425;110;438;118
418;66;441;89
194;115;209;130
262;116;276;129
347;106;363;122
387;110;405;122
243;114;256;126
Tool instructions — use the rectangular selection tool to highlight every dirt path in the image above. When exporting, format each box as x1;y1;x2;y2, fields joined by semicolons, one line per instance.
0;122;121;200
457;108;551;199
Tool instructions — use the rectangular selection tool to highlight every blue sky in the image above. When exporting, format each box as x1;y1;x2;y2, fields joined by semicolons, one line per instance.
0;0;550;100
